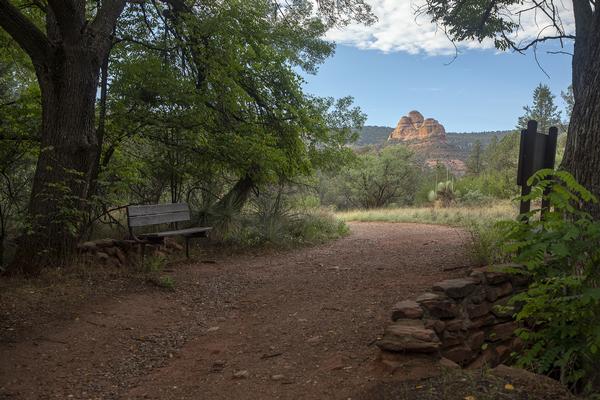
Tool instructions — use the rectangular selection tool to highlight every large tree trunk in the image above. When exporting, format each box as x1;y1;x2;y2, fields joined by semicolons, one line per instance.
562;7;600;218
0;1;126;274
10;48;102;274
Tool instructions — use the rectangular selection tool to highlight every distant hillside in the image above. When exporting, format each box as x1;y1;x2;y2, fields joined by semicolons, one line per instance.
445;130;513;156
355;126;393;146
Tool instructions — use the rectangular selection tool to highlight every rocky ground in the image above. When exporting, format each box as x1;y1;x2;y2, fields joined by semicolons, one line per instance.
0;222;573;399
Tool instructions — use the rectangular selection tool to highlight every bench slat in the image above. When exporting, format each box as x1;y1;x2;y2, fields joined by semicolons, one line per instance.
128;210;190;227
128;203;189;217
139;227;212;238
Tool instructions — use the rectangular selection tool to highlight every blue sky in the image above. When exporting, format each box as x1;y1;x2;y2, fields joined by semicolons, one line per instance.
303;44;572;132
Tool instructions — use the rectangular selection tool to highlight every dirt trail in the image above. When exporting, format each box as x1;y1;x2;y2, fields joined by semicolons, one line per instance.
0;222;472;400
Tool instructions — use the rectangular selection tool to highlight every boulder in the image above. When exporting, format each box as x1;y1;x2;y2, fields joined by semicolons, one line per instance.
377;319;441;353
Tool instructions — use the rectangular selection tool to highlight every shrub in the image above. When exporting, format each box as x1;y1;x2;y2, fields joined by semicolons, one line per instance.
498;170;600;393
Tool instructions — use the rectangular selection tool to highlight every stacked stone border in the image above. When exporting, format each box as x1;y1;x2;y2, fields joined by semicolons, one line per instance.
77;238;183;268
377;264;529;368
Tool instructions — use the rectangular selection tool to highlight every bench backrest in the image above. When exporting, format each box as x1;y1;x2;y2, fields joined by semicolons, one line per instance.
127;203;191;227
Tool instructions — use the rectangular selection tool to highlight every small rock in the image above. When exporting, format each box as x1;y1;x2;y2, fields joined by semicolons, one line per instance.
96;252;110;263
306;336;321;344
211;360;226;372
271;374;285;381
233;370;249;379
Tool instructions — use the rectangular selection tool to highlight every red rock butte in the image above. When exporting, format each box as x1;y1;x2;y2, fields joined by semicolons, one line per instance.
388;110;446;142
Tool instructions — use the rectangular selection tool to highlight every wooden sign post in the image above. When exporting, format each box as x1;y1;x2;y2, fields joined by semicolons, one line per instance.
516;120;558;218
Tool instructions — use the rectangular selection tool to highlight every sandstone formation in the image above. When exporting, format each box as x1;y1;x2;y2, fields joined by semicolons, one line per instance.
388;110;446;142
377;264;529;368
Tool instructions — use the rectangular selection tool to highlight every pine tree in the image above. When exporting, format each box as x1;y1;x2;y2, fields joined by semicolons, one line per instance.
466;140;483;175
518;84;562;133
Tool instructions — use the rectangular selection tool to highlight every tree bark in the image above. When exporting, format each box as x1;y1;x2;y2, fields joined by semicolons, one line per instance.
10;48;102;273
562;7;600;218
1;1;126;274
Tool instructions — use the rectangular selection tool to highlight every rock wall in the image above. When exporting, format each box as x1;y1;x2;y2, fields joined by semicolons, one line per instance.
377;265;528;368
77;238;184;267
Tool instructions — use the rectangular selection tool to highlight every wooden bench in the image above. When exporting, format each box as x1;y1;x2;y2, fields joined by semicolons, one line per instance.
126;203;212;260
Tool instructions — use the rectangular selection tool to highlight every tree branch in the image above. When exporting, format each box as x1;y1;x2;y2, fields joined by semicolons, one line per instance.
89;0;127;50
46;0;84;39
0;0;51;65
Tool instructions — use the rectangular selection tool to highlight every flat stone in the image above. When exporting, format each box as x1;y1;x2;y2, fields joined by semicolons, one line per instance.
439;357;460;369
469;315;497;329
432;278;478;299
423;319;445;335
491;297;517;318
376;320;441;353
442;330;466;347
420;298;459;319
467;301;492;319
391;300;424;320
486;321;518;342
466;331;485;351
444;319;468;332
466;347;497;369
441;345;474;365
486;282;513;302
416;292;442;303
78;241;97;251
94;238;117;248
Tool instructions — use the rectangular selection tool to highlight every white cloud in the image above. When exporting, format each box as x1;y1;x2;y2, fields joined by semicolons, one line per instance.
325;0;575;55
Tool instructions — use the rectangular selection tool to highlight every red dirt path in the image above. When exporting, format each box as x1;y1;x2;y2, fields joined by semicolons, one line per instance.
0;222;472;399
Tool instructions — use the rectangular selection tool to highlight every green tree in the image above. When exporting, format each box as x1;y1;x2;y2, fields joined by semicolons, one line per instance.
466;140;483;175
340;146;418;209
517;84;562;133
562;85;574;122
0;0;373;273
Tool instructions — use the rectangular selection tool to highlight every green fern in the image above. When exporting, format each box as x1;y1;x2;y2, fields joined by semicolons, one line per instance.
499;170;600;393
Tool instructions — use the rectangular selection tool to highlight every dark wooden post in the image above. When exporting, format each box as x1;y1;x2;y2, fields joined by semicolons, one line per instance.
541;127;558;218
517;121;538;218
516;120;559;221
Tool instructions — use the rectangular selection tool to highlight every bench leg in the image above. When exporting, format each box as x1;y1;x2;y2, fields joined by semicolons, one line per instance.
140;243;146;269
185;237;190;259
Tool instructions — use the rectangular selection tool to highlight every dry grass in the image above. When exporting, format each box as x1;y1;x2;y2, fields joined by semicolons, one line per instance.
336;201;518;227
